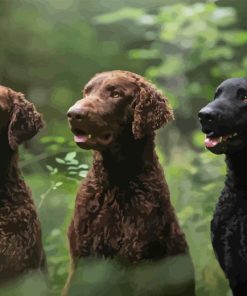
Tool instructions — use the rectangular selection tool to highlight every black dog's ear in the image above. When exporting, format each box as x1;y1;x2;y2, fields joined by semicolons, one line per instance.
132;79;174;139
8;89;44;150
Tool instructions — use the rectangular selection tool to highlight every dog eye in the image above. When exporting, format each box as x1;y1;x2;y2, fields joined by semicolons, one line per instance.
111;91;121;98
84;86;92;95
242;94;247;102
214;88;222;99
238;89;247;102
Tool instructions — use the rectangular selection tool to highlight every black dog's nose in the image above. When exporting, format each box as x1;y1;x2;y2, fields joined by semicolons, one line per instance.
198;107;219;122
67;107;86;121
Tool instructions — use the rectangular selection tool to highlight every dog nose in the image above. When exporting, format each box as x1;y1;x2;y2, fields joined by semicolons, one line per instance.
198;107;219;123
67;107;86;121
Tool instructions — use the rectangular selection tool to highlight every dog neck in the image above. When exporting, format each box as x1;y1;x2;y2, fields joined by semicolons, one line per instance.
93;126;158;185
225;147;247;192
0;131;20;190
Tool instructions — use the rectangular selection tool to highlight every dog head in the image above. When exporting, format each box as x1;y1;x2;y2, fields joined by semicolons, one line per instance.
0;86;44;150
67;70;173;151
198;78;247;154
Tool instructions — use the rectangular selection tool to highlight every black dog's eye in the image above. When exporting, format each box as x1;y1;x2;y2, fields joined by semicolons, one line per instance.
242;94;247;102
237;89;247;102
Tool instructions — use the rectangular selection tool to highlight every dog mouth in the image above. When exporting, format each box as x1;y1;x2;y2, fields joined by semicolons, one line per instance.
204;132;238;148
72;128;113;147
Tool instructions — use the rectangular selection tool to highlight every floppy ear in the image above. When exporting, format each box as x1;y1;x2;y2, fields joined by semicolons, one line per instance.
8;89;44;150
132;79;174;139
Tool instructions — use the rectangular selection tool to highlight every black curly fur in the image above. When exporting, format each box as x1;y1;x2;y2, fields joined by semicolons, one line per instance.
199;78;247;296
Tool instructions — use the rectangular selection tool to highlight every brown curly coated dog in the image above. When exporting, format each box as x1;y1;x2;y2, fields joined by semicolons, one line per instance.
0;86;46;284
64;71;195;295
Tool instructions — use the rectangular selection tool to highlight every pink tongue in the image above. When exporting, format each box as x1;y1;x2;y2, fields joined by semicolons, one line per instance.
74;135;88;143
204;137;220;148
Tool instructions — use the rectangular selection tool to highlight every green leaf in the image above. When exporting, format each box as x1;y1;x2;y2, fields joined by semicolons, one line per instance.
55;158;65;164
94;8;144;24
65;152;77;162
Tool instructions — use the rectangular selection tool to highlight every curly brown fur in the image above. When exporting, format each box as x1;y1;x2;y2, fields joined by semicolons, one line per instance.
64;71;195;295
130;72;174;139
0;86;46;284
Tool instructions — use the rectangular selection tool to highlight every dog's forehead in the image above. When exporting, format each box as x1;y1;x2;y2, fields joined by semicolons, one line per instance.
85;72;136;90
85;73;107;88
218;78;247;91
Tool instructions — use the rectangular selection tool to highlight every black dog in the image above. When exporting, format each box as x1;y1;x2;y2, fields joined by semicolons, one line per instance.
198;78;247;296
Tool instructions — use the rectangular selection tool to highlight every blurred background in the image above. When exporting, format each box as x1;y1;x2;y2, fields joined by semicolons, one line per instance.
1;0;247;295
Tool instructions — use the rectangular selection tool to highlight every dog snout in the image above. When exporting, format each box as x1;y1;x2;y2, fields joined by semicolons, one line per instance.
67;106;88;122
67;96;103;122
198;107;220;123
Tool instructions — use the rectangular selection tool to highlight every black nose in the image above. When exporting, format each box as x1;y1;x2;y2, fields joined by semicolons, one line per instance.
67;107;87;121
198;107;219;123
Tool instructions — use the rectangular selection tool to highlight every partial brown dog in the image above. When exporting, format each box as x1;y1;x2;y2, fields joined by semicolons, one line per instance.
64;71;195;295
0;86;46;283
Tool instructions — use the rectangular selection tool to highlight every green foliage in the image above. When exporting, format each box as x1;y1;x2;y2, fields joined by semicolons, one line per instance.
100;2;247;121
94;8;144;24
165;148;227;295
68;254;194;296
0;272;47;296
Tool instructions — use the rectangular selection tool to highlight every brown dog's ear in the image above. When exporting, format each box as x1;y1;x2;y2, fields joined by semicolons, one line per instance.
8;89;44;150
132;79;174;139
